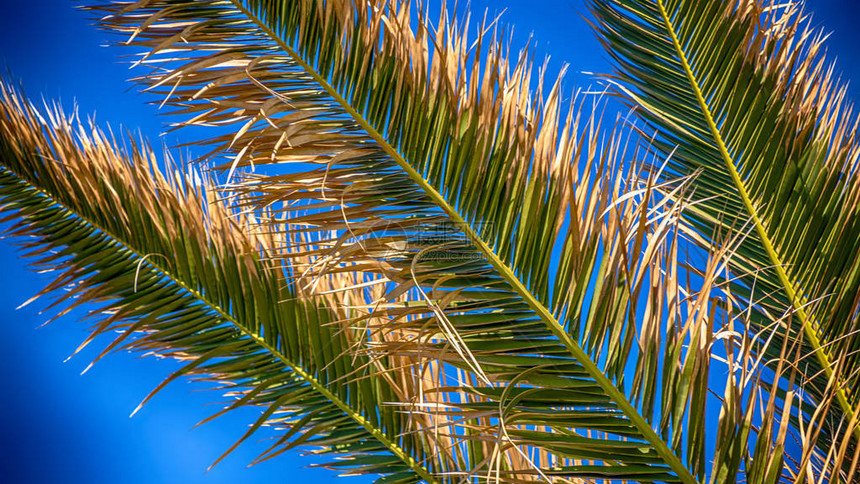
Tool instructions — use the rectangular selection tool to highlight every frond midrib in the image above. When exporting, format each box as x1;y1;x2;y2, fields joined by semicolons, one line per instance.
652;0;857;434
226;0;698;481
0;162;435;483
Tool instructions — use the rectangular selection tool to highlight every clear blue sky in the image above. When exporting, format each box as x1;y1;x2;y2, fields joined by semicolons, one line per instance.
0;1;858;482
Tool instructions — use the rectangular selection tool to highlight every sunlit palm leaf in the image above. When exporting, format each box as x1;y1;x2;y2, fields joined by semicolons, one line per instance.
0;83;437;483
591;0;860;445
590;0;860;476
0;0;849;480
84;0;785;481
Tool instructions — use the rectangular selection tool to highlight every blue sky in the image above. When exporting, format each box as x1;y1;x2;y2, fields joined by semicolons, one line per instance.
0;1;858;482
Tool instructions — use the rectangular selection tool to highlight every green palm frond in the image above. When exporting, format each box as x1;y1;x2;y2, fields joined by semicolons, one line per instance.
1;0;855;481
79;0;836;481
0;82;438;483
589;0;860;452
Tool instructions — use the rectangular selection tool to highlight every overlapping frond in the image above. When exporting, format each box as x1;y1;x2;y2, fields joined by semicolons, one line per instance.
78;0;818;481
0;81;440;483
0;0;851;481
591;0;860;462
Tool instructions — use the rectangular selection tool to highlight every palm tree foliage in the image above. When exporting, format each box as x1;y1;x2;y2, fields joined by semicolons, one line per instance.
590;0;860;471
0;83;439;481
0;0;858;483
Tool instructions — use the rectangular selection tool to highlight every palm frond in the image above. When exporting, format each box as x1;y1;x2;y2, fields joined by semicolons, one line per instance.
590;0;860;456
79;0;823;481
0;81;438;483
